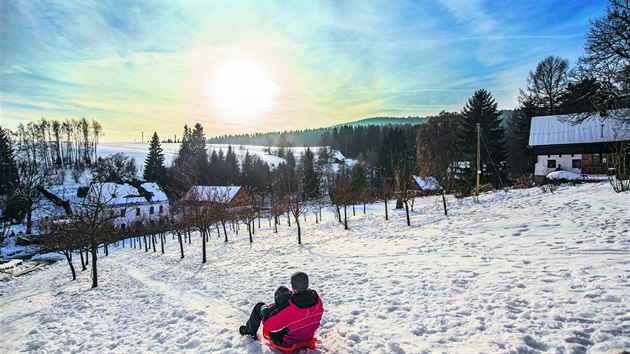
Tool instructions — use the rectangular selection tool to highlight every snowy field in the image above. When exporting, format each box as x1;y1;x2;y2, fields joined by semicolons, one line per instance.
98;142;320;172
1;182;629;353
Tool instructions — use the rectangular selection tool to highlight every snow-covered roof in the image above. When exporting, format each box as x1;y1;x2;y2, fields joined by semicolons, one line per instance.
183;186;242;203
141;182;168;203
87;182;168;206
330;150;346;161
412;175;443;191
529;111;630;147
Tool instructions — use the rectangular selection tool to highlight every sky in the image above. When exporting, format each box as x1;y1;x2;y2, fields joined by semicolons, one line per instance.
0;0;609;142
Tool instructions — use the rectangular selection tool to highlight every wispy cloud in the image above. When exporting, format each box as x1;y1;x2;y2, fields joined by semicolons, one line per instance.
0;0;609;140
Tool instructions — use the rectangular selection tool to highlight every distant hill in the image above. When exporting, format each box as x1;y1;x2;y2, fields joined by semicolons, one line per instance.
209;116;428;146
336;116;429;127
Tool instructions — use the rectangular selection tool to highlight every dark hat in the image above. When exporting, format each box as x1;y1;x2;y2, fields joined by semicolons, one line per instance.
290;272;309;291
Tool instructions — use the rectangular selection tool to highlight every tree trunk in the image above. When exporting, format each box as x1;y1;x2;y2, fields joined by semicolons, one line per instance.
160;234;164;254
248;224;253;243
202;230;207;263
344;205;348;230
104;243;108;256
296;216;301;244
64;252;76;280
79;249;87;271
287;211;291;227
442;190;448;216
90;243;98;288
222;221;228;242
26;209;33;234
384;200;389;220
152;234;156;252
177;231;184;259
405;201;410;226
144;235;148;252
352;204;355;216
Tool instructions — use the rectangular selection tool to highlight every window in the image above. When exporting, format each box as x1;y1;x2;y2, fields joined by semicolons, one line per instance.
159;205;164;214
150;206;154;215
120;209;126;217
120;223;126;230
547;160;557;168
136;208;141;216
572;159;581;169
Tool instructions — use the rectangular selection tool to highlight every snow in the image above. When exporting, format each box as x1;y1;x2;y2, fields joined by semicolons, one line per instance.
183;186;242;203
141;182;169;202
98;143;326;172
1;182;629;353
546;171;583;181
412;175;442;191
528;110;630;147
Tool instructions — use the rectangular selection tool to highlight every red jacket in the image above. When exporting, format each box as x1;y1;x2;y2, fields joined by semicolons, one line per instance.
262;290;324;345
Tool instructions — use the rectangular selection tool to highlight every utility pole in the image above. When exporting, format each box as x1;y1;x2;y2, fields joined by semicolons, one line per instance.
141;132;144;143
476;123;481;199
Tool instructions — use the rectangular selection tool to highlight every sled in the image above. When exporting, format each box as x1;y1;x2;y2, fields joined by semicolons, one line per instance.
261;327;317;353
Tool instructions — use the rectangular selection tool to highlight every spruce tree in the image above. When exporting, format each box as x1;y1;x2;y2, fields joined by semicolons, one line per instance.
143;132;167;185
457;89;506;189
190;123;210;184
300;148;319;200
0;127;19;196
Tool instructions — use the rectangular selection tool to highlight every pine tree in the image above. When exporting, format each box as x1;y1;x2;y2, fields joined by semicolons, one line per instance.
300;148;319;200
225;145;239;184
457;89;506;189
143;132;167;185
190;123;209;184
0;127;19;196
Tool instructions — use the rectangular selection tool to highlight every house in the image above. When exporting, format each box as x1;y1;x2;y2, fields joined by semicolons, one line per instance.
85;181;169;230
181;186;253;210
528;111;630;181
410;175;443;195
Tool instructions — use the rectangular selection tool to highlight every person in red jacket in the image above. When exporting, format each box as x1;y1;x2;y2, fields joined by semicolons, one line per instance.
239;272;324;346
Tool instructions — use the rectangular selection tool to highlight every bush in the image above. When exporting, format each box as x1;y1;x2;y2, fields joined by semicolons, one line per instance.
479;183;494;193
514;175;535;189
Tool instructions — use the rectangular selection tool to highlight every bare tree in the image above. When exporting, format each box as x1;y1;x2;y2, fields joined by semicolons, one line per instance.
329;163;352;230
393;155;416;226
12;165;47;234
76;183;121;288
37;216;81;280
522;56;570;115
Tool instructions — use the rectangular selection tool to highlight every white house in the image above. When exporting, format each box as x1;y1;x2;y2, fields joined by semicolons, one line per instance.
86;181;169;230
528;111;630;180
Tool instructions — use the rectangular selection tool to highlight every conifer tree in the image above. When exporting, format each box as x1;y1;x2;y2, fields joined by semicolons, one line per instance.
143;132;167;185
225;145;240;183
300;148;319;200
190;123;210;184
0;126;20;196
457;89;506;189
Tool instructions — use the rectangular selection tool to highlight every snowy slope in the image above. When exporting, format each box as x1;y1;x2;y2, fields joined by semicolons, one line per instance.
97;142;322;171
1;182;629;353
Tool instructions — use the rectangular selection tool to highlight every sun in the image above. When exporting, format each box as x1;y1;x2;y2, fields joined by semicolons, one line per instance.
211;57;278;121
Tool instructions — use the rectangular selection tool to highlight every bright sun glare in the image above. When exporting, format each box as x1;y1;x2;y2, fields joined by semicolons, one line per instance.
211;57;278;121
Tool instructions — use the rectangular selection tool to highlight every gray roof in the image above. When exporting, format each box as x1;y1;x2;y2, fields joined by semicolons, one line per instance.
529;110;630;147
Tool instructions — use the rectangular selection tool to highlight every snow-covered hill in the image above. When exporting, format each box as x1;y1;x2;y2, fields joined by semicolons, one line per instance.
98;142;323;171
1;182;628;353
